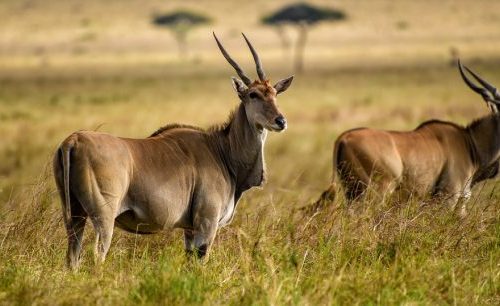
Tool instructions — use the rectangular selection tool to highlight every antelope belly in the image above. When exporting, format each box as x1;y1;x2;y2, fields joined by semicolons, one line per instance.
115;209;162;234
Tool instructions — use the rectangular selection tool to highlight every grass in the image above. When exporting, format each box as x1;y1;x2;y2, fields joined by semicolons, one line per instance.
0;61;499;305
0;0;500;304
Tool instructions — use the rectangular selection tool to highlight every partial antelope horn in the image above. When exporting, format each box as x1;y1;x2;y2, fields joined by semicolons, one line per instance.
459;60;486;95
242;33;266;81
463;65;500;100
213;32;252;85
458;59;492;102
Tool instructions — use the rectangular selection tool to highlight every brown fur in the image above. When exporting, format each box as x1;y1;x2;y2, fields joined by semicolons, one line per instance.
319;113;500;215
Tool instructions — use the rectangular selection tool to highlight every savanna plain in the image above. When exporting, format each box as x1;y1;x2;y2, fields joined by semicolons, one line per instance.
0;0;499;305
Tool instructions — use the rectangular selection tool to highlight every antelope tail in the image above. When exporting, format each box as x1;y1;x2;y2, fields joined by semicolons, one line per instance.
307;140;345;212
60;141;74;227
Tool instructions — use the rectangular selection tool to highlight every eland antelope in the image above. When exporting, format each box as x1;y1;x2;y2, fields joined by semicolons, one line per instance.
53;33;294;269
317;61;499;215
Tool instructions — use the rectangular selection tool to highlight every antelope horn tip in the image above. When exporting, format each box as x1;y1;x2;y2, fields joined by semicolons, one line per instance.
241;32;266;81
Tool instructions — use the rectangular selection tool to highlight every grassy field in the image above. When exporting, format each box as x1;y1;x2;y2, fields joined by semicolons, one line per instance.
1;0;500;305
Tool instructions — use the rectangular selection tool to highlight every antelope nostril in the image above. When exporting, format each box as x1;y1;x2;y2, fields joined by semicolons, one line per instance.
275;116;287;129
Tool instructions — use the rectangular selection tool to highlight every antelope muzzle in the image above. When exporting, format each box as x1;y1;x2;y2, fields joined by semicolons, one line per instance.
274;115;287;131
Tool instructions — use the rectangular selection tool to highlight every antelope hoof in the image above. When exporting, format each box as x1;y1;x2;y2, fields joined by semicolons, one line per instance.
186;244;209;259
194;244;208;258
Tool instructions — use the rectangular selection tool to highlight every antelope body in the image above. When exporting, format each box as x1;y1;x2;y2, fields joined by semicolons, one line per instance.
53;33;293;270
320;62;500;214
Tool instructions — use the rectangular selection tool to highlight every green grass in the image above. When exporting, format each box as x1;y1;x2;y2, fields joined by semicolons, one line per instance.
0;60;499;305
1;1;500;304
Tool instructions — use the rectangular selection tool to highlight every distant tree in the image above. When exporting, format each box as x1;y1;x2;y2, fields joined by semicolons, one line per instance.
152;10;211;58
262;3;346;72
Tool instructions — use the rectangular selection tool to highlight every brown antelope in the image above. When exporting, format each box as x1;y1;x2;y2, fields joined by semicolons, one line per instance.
318;61;499;215
53;33;294;270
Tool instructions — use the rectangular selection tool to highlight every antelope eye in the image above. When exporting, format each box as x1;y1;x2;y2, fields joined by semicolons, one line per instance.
249;92;258;99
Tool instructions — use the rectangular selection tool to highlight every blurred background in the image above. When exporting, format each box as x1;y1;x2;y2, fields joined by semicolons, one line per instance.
1;1;500;303
2;0;500;206
2;0;500;72
3;0;500;204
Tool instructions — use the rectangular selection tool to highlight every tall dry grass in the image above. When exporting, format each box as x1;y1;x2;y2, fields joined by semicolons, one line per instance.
0;61;499;304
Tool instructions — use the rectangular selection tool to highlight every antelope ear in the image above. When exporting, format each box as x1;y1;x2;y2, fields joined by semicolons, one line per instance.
274;76;294;94
231;77;248;96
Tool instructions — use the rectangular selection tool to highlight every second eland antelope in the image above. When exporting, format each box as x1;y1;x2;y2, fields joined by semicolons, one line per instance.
316;61;499;216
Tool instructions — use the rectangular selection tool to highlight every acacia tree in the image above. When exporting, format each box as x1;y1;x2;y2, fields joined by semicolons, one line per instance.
262;3;346;72
152;10;210;58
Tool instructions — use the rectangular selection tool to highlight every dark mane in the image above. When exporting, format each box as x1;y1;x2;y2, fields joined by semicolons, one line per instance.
415;119;464;131
466;113;500;131
466;113;500;180
149;123;204;137
206;108;237;135
149;109;238;138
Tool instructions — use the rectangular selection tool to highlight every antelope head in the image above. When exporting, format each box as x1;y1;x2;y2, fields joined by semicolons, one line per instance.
459;60;500;180
458;59;500;113
214;32;293;132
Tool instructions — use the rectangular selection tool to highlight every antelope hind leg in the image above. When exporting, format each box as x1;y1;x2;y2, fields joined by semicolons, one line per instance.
66;207;87;271
90;215;115;264
86;192;120;265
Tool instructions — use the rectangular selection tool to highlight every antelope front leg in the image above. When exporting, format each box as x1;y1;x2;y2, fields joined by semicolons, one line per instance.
189;203;219;260
192;219;218;260
445;187;469;218
184;229;195;255
457;185;472;218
